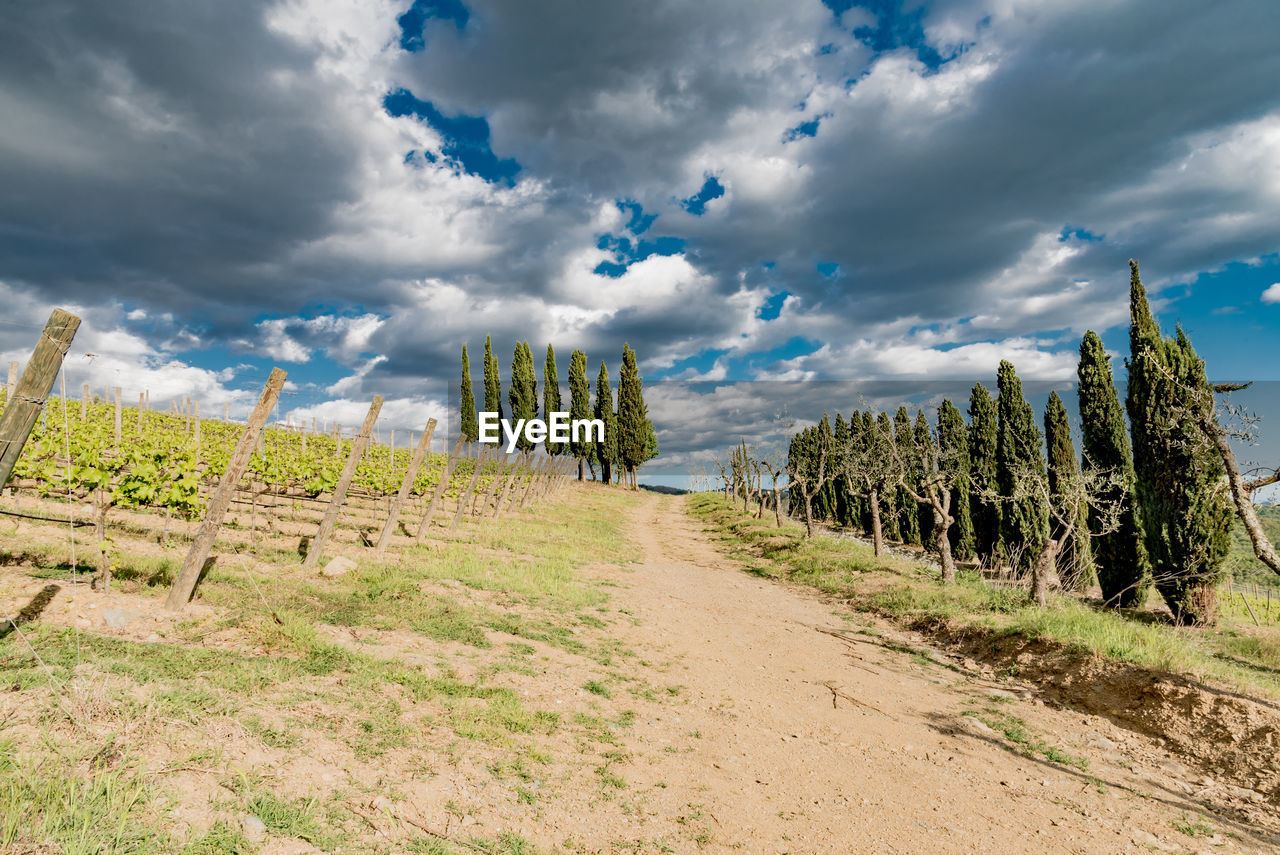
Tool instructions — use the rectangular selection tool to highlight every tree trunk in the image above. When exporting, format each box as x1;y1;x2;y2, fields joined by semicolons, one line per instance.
869;489;883;557
1031;538;1059;608
934;512;956;584
1201;416;1280;575
773;486;783;527
578;458;585;481
803;494;815;538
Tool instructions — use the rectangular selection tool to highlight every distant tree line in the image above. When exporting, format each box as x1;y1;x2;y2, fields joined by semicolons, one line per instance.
783;260;1278;626
458;339;657;488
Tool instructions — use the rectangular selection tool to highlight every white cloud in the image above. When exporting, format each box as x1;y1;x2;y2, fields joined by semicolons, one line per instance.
1263;283;1280;304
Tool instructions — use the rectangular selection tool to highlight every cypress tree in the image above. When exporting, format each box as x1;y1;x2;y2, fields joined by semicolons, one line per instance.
508;342;537;451
483;335;504;422
937;399;975;560
894;407;921;546
968;383;1000;566
594;361;616;486
876;412;901;541
858;411;878;533
1125;261;1233;624
996;360;1048;572
830;414;850;525
617;344;648;489
544;344;564;456
569;349;595;479
1044;391;1092;588
1077;330;1148;606
844;411;867;531
459;344;478;443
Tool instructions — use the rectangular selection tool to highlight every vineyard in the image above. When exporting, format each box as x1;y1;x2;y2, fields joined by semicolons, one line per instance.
0;381;572;597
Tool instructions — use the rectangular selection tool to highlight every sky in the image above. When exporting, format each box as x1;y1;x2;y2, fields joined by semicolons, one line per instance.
2;0;1278;488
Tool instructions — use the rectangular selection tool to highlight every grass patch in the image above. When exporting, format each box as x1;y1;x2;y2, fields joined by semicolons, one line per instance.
687;494;1280;697
963;707;1089;770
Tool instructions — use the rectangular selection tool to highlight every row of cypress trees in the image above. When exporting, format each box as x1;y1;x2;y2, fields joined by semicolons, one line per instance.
458;339;657;487
787;261;1235;624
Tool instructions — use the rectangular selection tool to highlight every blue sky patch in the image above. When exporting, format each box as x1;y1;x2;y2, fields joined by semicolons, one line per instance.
398;0;469;52
1059;226;1103;242
682;176;725;215
617;200;658;234
384;88;520;185
784;114;826;142
822;0;948;70
758;290;791;321
594;233;687;277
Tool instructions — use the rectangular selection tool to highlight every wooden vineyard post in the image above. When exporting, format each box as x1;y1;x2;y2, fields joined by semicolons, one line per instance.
0;310;81;489
164;367;286;610
516;457;548;510
194;401;201;448
510;457;538;511
304;396;383;568
113;387;122;448
224;401;229;422
416;436;465;541
449;446;489;531
81;383;89;420
491;452;524;518
137;392;144;429
334;424;342;459
375;417;437;552
6;361;18;406
475;449;509;516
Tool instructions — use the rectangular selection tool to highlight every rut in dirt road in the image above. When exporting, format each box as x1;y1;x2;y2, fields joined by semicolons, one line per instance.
599;492;1275;854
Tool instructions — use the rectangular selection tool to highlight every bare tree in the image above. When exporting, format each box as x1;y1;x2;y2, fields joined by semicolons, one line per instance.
840;413;897;556
1197;384;1280;576
892;417;960;583
978;455;1127;606
760;456;788;527
788;426;832;538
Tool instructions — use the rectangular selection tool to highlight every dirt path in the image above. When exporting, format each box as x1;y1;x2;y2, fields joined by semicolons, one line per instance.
588;493;1274;854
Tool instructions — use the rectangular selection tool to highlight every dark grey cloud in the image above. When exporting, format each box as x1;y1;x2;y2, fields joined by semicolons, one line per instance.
2;0;1279;453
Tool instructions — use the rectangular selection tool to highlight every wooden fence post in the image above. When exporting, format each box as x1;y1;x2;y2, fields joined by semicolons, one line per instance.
490;452;524;518
0;310;81;489
6;361;18;405
474;449;509;516
416;436;465;541
113;387;122;448
375;417;437;552
304;397;383;567
164;368;286;610
516;457;548;510
450;446;489;531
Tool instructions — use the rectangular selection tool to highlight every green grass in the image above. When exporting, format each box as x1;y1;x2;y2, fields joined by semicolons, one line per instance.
687;493;1280;698
1;481;645;853
1173;812;1216;838
0;742;169;855
583;679;612;697
963;706;1089;770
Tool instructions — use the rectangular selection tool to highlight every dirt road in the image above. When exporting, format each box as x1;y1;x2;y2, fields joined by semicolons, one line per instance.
580;493;1273;854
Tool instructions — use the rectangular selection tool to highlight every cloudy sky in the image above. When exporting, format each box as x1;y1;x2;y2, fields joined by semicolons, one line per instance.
2;0;1278;483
